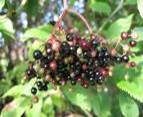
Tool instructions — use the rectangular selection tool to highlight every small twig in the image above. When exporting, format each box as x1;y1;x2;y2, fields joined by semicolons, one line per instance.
97;0;124;33
68;9;93;34
51;0;68;36
114;38;122;49
50;0;94;39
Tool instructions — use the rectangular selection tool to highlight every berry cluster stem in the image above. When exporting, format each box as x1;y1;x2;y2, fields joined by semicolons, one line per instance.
68;9;93;34
50;0;93;39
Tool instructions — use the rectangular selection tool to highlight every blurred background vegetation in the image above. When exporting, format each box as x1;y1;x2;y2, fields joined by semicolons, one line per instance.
0;0;143;117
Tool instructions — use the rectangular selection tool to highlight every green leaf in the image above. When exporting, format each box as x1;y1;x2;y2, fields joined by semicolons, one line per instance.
137;0;143;18
117;77;143;103
119;94;139;117
42;97;54;115
23;25;52;41
62;84;92;111
125;0;137;5
0;18;15;37
62;84;111;116
105;14;133;40
6;63;28;78
91;92;111;117
26;100;43;117
1;97;31;117
51;93;66;110
3;85;24;98
0;0;5;9
24;0;40;16
89;1;111;15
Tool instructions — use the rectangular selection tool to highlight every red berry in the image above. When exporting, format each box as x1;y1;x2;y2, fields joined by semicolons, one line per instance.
79;39;89;49
82;63;88;71
100;68;109;77
49;61;57;71
129;40;137;47
129;61;136;67
121;32;128;40
49;39;61;52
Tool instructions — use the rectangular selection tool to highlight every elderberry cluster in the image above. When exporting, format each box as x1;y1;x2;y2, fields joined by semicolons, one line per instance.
25;31;135;95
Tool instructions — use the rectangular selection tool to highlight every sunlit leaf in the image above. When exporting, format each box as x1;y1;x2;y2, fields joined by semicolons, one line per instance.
3;85;24;98
105;14;133;40
0;18;15;37
23;25;52;41
1;97;31;117
125;0;137;5
26;100;43;117
119;94;139;117
137;0;143;18
0;0;5;9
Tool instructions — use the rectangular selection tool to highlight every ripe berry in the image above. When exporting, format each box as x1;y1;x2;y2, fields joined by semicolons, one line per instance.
42;82;48;91
89;77;95;85
61;41;70;56
66;33;74;41
114;56;122;63
70;46;77;55
96;76;104;85
31;87;37;95
71;79;76;85
91;39;99;48
36;81;43;88
26;69;36;78
122;55;129;63
129;40;137;47
49;20;56;26
121;32;128;40
33;50;42;60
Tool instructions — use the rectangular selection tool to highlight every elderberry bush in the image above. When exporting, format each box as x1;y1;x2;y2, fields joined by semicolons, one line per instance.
1;0;143;117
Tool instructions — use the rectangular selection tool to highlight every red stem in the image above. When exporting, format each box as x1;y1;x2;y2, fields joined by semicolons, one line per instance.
50;0;93;39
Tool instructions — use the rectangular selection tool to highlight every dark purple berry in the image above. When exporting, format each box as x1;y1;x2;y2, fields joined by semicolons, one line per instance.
122;55;129;63
71;79;76;85
129;40;137;47
33;50;42;60
114;56;122;63
66;33;74;41
36;81;43;88
26;69;36;78
91;39;99;48
42;82;48;91
96;76;104;85
31;87;37;95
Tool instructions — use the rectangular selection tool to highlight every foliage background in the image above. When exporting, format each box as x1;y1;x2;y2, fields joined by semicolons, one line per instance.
0;0;143;117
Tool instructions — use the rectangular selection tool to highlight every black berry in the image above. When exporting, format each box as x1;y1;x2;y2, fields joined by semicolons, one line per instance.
31;87;37;95
122;55;129;63
33;50;42;60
